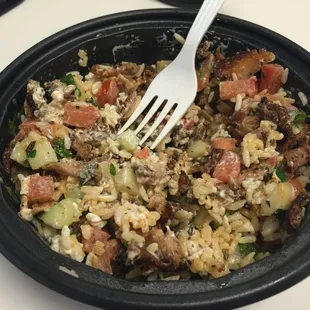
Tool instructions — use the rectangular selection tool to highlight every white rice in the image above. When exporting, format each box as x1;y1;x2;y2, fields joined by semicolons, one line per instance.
298;91;308;106
208;91;215;103
174;33;185;45
235;94;243;111
232;72;238;81
281;68;289;84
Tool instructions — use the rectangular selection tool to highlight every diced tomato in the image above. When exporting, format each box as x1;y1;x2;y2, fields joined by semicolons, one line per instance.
213;151;241;183
197;54;215;92
96;79;119;107
183;118;195;130
82;227;111;253
219;78;258;100
266;156;278;168
27;174;54;204
135;147;150;159
288;178;304;198
259;64;284;94
64;103;100;128
212;138;237;150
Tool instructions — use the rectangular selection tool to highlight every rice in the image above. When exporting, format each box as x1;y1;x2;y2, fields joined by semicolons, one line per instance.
7;41;307;281
174;33;185;45
281;68;289;84
298;91;308;106
235;94;243;111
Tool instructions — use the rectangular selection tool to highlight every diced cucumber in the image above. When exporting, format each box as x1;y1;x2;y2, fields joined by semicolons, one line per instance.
117;130;139;152
40;198;81;229
115;165;139;196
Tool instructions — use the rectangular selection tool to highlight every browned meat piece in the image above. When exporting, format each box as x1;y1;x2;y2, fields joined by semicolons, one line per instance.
137;65;157;95
231;115;260;140
193;119;209;141
44;160;85;177
91;62;140;79
166;148;181;171
122;91;141;120
146;228;182;269
72;140;94;161
215;49;275;80
216;184;246;199
115;74;137;94
284;145;310;173
196;41;212;59
201;149;224;174
256;100;292;135
178;171;190;194
82;227;120;274
279;124;310;152
132;164;156;185
71;124;111;147
289;192;310;229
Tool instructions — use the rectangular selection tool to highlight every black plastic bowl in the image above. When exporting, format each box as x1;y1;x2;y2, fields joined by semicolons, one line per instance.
1;9;310;310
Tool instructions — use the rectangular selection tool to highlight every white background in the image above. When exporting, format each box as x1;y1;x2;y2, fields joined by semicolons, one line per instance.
0;0;310;309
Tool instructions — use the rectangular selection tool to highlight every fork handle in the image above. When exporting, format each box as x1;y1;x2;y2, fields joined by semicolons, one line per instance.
181;0;225;58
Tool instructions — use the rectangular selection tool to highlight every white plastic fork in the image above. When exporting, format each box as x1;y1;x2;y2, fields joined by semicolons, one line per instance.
118;0;225;149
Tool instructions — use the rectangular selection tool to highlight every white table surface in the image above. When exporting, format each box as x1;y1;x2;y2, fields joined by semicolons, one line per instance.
0;0;310;309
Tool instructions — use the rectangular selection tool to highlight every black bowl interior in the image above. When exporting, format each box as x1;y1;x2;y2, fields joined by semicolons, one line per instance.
0;9;310;310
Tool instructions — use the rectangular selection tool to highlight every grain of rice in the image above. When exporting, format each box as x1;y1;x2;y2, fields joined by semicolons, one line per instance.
232;72;238;81
298;91;308;106
281;68;289;84
235;94;243;111
208;91;215;103
174;33;185;45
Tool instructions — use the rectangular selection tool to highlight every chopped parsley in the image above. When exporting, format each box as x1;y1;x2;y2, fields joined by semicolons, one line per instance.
109;163;116;176
53;138;72;159
274;167;288;182
88;97;95;104
26;141;36;158
239;243;258;256
60;73;76;85
123;241;129;248
292;111;307;125
60;73;82;98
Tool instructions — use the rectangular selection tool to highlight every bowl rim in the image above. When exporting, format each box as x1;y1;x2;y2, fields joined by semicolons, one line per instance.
1;8;310;310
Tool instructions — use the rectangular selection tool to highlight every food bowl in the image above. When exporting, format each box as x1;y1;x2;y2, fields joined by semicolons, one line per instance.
0;9;310;310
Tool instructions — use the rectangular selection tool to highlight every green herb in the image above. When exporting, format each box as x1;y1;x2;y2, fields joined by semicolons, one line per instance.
292;111;307;126
239;243;258;256
199;67;205;80
75;88;82;97
274;167;288;182
123;241;129;248
26;141;37;158
27;149;37;158
53;138;72;159
88;97;95;104
109;163;116;176
60;73;76;85
60;73;82;98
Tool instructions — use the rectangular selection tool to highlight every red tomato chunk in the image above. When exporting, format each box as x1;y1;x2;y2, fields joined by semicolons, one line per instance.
219;78;258;100
64;103;100;128
96;79;119;107
213;151;241;183
259;64;284;94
